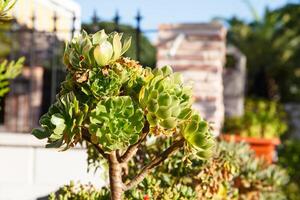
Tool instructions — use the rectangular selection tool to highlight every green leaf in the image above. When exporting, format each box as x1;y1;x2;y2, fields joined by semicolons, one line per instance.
112;33;122;61
178;108;192;119
158;93;172;106
148;99;159;113
32;129;49;139
121;37;132;55
184;120;198;135
160;118;177;129
156;106;172;119
92;30;108;45
161;65;173;76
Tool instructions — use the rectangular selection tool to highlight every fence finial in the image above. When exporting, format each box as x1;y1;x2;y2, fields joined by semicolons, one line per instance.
114;10;120;31
92;10;99;32
71;11;76;38
52;12;57;33
135;10;142;61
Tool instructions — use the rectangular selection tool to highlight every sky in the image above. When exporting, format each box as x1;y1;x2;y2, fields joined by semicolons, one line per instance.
74;0;298;39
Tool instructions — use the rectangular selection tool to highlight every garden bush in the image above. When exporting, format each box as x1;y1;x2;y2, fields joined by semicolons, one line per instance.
223;99;288;138
278;139;300;200
33;30;214;200
52;140;288;200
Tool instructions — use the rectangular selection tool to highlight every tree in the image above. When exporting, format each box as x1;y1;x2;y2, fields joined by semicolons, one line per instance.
226;3;300;102
82;22;156;68
32;30;215;200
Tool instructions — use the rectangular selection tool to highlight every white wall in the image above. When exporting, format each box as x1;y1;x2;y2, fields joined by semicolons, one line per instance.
0;133;106;200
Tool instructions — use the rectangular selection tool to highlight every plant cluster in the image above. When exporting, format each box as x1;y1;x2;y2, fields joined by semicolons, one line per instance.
137;140;289;200
49;181;110;200
0;0;16;22
278;139;300;200
33;30;214;199
52;140;288;200
0;57;24;99
223;99;288;138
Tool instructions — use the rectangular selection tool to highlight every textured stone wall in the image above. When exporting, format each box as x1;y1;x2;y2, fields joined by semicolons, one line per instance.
157;23;226;135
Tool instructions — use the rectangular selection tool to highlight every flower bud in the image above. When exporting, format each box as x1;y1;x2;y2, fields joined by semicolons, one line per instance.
93;40;113;67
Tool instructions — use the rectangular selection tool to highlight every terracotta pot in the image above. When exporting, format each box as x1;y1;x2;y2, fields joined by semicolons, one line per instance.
220;134;280;164
143;195;150;200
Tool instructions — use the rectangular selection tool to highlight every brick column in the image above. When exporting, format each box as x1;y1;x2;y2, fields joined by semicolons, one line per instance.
157;23;227;135
4;66;44;132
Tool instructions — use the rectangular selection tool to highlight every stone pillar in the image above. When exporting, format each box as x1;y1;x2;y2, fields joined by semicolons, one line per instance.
223;45;246;117
157;23;227;135
4;66;44;132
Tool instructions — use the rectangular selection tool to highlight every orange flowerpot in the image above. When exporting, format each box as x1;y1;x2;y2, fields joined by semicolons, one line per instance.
220;134;280;164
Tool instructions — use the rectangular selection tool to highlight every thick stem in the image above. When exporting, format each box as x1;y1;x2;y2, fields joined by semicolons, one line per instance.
108;151;124;200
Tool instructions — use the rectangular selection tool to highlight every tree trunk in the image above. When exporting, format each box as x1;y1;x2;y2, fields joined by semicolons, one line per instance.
108;151;123;200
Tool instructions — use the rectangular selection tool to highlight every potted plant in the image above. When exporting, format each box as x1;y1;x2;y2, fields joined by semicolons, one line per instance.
32;30;215;200
222;99;288;163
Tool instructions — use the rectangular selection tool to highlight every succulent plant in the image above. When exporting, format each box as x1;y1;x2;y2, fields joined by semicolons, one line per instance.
81;68;122;98
49;181;110;200
181;112;215;159
89;96;144;152
33;30;215;200
139;65;192;135
93;31;131;67
33;92;89;149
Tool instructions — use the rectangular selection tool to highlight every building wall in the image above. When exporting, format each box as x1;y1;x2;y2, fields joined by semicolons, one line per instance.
0;133;106;200
12;0;81;40
157;23;227;135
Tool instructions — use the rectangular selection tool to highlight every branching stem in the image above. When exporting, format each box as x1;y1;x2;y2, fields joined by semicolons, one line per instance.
82;128;109;159
124;138;185;191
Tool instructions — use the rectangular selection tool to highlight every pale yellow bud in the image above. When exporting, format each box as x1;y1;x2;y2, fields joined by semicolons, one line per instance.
93;41;113;67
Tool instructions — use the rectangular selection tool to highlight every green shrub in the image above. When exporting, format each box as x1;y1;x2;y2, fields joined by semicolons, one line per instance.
223;99;288;138
52;140;288;200
126;139;288;200
49;181;110;200
278;139;300;200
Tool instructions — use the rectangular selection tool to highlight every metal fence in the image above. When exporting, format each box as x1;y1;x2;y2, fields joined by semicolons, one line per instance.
0;10;157;132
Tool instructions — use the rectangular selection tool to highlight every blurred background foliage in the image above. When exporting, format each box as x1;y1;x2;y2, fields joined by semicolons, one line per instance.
226;3;300;102
223;98;288;138
278;139;300;200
